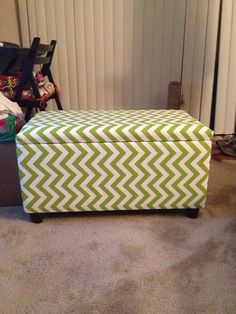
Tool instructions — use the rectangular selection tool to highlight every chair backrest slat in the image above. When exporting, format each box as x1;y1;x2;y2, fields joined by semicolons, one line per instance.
35;56;51;65
38;44;54;53
41;40;57;76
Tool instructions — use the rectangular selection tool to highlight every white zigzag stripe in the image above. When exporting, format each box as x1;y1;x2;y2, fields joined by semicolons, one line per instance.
27;145;48;212
146;125;162;141
127;144;146;209
66;145;88;210
83;125;101;142
116;143;135;209
16;125;40;144
160;125;176;141
183;141;209;207
185;124;200;141
40;144;59;212
21;150;36;209
17;145;30;185
189;145;208;206
54;125;74;143
174;124;188;141
202;126;211;139
95;125;114;142
139;143;160;207
69;126;89;143
203;141;212;198
17;146;32;208
64;145;83;210
88;143;109;210
39;125;59;143
100;143;121;210
51;145;71;211
108;125;126;142
152;143;171;207
79;144;97;211
164;143;183;207
174;142;196;207
134;125;150;142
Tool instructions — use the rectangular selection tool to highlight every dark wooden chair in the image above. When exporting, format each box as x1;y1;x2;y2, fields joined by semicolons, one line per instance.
10;37;63;121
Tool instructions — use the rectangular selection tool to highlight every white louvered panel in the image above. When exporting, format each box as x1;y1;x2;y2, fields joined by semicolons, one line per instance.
45;0;60;110
27;0;37;39
35;0;47;43
132;0;144;108
113;0;124;109
223;0;236;134
214;0;233;133
141;0;154;107
171;0;186;80
150;0;164;108
54;0;70;109
103;0;114;110
74;0;87;110
200;0;220;127
94;0;105;110
29;0;43;75
190;0;208;119
123;0;134;108
181;0;197;113
17;0;30;46
84;0;96;110
18;0;188;112
159;0;175;106
34;0;55;110
224;1;236;133
18;0;235;133
64;0;78;110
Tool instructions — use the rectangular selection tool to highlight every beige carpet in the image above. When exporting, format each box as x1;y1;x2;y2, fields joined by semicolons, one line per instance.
0;160;236;314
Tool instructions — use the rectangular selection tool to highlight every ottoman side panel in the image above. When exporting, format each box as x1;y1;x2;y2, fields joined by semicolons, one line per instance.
16;140;212;213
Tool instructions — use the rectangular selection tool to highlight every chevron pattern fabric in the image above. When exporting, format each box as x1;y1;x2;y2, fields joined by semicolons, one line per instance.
17;140;212;213
16;110;213;145
16;110;213;214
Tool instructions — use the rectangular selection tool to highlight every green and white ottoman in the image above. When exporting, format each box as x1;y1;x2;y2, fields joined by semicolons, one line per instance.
16;110;213;223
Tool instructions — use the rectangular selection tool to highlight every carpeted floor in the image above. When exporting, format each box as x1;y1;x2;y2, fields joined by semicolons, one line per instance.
0;160;236;314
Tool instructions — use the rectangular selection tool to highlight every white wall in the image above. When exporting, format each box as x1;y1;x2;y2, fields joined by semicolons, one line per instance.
0;0;21;44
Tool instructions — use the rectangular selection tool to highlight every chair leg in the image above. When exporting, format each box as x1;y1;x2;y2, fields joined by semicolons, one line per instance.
30;213;43;223
25;107;34;122
54;93;63;110
2;57;18;75
186;208;199;219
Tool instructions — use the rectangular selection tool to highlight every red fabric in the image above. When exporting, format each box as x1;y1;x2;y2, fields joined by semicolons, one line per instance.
0;120;7;129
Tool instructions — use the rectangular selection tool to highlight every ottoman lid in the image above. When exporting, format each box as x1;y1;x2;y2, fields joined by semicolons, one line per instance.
16;110;214;144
